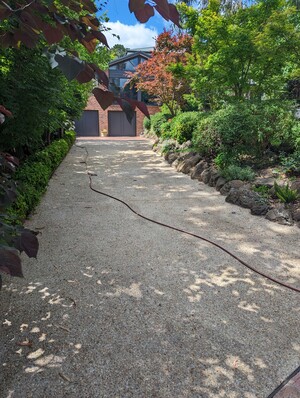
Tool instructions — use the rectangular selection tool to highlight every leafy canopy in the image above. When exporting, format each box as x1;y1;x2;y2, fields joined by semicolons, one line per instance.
128;30;193;116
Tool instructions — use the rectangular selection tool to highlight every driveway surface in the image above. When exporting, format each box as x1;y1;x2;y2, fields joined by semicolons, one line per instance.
1;139;299;398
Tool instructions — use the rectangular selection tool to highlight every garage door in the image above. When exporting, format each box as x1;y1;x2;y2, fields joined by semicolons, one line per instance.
75;110;99;137
108;111;136;137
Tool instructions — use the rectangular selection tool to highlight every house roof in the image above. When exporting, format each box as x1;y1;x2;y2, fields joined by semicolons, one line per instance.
109;50;151;67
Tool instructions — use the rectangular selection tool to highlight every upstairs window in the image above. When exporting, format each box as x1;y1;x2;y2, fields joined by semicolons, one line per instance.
110;57;139;71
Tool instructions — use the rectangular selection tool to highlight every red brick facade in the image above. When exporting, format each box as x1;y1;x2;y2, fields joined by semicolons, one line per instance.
85;95;159;137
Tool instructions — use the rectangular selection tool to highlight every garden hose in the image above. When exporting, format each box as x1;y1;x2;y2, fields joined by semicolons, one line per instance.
76;143;300;294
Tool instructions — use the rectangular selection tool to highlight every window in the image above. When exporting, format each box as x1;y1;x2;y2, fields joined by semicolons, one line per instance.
110;57;139;71
109;78;138;100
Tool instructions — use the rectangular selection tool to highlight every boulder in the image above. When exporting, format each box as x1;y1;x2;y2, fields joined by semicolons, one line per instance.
220;180;245;196
226;187;269;215
290;201;300;221
291;178;300;194
265;206;294;225
215;177;227;191
190;160;209;180
253;177;275;189
172;159;180;168
176;154;202;174
200;168;213;184
167;152;180;165
208;169;221;187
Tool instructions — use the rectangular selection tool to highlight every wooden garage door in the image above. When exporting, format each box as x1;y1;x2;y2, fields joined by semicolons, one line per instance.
75;110;99;137
108;111;136;137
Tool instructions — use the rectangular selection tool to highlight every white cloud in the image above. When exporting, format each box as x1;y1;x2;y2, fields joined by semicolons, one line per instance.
104;21;158;49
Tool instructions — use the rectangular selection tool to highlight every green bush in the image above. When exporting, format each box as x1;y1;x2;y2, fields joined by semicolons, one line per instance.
280;151;300;175
9;131;75;220
220;165;256;181
163;112;204;144
192;101;299;163
143;117;151;131
150;112;172;136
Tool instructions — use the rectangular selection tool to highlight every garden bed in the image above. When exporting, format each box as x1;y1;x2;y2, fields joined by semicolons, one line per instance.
153;138;300;228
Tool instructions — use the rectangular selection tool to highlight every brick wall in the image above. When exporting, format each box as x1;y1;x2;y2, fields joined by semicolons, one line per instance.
84;95;159;137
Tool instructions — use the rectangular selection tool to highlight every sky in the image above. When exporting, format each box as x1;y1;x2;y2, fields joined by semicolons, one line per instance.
101;0;173;49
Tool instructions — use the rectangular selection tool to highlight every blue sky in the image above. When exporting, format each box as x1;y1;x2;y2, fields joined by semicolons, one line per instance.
102;0;172;49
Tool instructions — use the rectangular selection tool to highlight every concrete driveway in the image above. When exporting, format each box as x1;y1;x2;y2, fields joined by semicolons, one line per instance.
0;139;299;398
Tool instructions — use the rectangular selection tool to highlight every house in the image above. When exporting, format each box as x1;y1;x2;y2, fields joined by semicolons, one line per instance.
75;48;159;137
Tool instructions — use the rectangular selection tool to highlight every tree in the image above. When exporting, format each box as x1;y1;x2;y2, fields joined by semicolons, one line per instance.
128;30;193;116
112;44;128;59
0;45;91;155
179;0;300;108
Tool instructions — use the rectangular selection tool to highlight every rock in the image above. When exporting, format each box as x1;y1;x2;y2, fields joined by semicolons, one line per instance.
179;140;192;150
253;177;275;188
200;168;213;184
177;151;198;163
190;160;209;180
291;178;300;194
251;202;270;216
208;169;221;187
290;201;300;221
265;206;294;225
176;154;202;174
220;180;245;196
215;177;227;191
172;159;180;168
226;187;269;215
175;152;197;170
167;153;180;164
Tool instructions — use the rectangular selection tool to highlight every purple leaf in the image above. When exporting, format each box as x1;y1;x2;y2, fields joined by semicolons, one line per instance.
55;54;85;81
15;229;39;258
134;4;154;24
155;0;169;15
76;64;95;83
0;248;23;277
129;0;145;13
91;31;109;48
81;0;97;14
116;98;136;123
43;24;64;45
91;64;109;87
92;88;114;110
168;4;181;27
135;100;150;119
0;106;12;118
0;5;12;20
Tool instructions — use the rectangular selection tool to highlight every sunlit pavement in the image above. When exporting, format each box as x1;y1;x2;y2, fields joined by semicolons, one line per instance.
0;139;299;398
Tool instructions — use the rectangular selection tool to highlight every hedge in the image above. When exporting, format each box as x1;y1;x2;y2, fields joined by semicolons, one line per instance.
9;130;76;220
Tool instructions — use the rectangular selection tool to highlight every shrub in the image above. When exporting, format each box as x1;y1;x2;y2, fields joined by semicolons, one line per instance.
150;112;172;136
9;131;75;220
165;112;204;144
274;182;299;203
143;117;151;131
220;165;256;181
280;151;300;175
192;101;299;163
